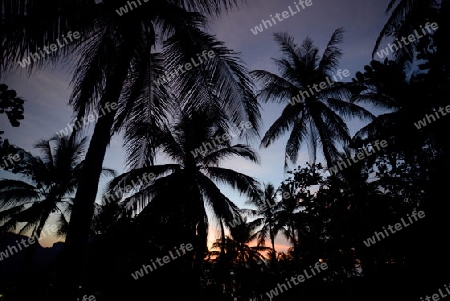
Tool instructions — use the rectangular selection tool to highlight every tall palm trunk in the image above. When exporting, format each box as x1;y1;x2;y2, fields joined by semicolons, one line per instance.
218;219;231;297
290;222;299;259
58;104;116;297
58;62;130;298
268;224;278;268
269;224;275;253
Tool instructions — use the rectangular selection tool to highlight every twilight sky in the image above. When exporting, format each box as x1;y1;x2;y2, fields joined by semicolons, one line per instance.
0;0;392;250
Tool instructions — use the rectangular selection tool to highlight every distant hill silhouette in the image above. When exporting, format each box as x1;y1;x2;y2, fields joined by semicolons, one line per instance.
0;232;63;288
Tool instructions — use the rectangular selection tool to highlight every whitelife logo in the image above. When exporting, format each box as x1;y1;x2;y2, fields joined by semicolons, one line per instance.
413;104;450;129
130;243;193;280
103;172;156;204
420;283;450;301
289;69;350;106
250;0;313;35
190;121;253;159
17;31;81;68
0;153;21;171
265;261;328;300
328;139;388;176
0;225;58;261
77;295;96;301
362;210;425;247
154;50;216;88
56;102;118;138
376;22;438;59
115;0;149;16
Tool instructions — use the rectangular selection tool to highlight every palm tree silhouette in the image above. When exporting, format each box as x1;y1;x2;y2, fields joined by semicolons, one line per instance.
0;136;87;239
212;217;269;266
0;134;116;243
0;0;259;287
211;217;270;300
252;29;373;168
372;0;437;64
350;59;436;161
107;107;260;260
272;181;300;257
0;135;114;297
0;0;260;292
243;182;280;254
66;7;260;295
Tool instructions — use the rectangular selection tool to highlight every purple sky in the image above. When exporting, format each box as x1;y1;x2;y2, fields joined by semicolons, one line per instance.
0;0;392;250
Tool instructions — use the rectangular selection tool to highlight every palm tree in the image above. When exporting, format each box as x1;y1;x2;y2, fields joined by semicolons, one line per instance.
65;9;260;296
350;59;439;164
273;181;300;256
243;182;279;254
350;58;450;295
0;135;88;239
372;0;438;64
1;1;261;294
0;135;113;296
100;107;260;298
0;134;116;249
251;29;373;169
210;218;270;300
107;106;260;260
211;217;269;265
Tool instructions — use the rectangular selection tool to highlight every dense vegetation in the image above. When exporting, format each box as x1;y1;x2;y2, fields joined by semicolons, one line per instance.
0;0;449;300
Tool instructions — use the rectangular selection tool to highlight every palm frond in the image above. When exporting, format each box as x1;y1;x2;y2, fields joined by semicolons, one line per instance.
105;164;180;196
0;179;40;208
285;116;309;166
100;167;117;178
0;0;96;74
202;144;260;166
318;27;344;74
197;173;240;222
325;97;375;120
55;212;69;238
162;27;261;140
260;103;305;149
251;69;300;103
204;166;260;199
0;205;25;228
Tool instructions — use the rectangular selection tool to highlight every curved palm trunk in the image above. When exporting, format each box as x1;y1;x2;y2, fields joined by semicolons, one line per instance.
58;107;116;297
57;65;130;298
